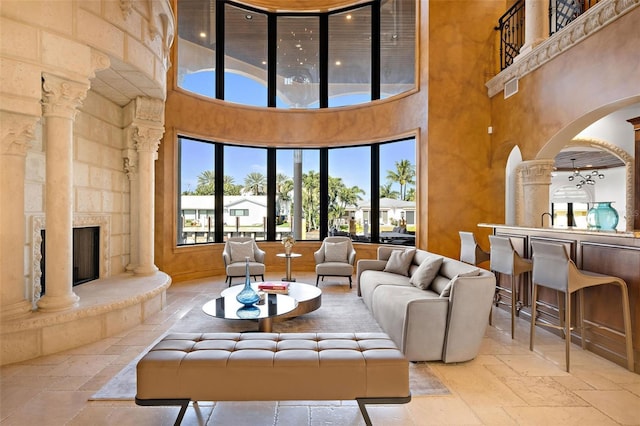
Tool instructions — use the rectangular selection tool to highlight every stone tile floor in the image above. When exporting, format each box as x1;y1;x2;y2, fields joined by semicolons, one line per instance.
1;272;639;425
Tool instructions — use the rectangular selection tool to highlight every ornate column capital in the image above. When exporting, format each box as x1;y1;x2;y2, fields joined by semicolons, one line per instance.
1;112;38;156
124;97;165;154
134;126;164;153
41;74;90;119
518;159;555;186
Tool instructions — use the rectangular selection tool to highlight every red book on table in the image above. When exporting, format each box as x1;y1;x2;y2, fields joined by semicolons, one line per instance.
258;282;289;291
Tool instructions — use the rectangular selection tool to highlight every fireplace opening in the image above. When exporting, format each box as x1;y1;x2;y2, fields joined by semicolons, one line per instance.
40;226;100;295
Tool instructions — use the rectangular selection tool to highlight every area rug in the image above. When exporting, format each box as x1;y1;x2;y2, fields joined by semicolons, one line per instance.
91;286;449;400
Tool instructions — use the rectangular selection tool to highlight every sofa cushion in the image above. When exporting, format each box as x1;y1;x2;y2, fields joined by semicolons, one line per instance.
229;240;255;262
359;270;412;311
439;258;482;280
439;269;481;298
409;256;443;290
324;241;349;263
383;249;416;276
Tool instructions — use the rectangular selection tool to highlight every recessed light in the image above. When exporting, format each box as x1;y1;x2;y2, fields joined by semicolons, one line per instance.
335;60;341;66
245;14;252;20
199;32;206;38
346;14;352;20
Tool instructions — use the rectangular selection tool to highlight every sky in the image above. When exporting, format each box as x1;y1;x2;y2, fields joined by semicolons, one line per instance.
179;72;415;199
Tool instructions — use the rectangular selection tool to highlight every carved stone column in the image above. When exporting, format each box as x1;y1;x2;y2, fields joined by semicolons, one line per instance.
0;112;38;320
123;149;139;272
124;98;165;275
37;74;89;312
519;0;549;56
518;159;556;227
628;116;640;230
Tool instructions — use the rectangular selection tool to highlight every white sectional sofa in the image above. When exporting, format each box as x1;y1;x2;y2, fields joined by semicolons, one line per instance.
356;246;496;363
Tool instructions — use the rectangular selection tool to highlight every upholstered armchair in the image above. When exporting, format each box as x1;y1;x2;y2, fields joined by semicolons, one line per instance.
314;236;356;287
222;237;266;286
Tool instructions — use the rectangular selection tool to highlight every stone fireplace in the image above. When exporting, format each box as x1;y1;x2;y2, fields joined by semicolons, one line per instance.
32;215;110;307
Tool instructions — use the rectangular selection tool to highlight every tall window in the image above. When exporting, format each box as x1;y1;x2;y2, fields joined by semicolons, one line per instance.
177;0;216;97
178;137;215;244
276;16;320;109
380;0;416;98
178;137;415;246
177;0;416;107
276;149;320;240
379;139;416;245
224;146;267;240
328;146;370;239
328;7;372;107
224;4;268;106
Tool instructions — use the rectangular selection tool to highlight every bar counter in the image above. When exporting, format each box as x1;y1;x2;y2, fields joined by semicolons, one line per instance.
479;224;639;373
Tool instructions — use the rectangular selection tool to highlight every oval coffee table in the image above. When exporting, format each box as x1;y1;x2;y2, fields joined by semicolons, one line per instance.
202;292;296;332
222;281;322;319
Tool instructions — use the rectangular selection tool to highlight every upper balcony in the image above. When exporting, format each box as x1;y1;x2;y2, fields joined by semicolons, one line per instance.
486;0;639;98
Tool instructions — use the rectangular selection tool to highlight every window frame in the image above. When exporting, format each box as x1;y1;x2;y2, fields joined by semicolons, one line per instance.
177;135;416;246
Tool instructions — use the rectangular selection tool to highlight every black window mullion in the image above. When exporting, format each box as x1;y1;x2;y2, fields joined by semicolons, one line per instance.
371;1;381;100
370;145;380;242
214;143;225;242
266;148;276;240
215;0;225;100
267;13;277;107
319;148;329;238
319;14;329;108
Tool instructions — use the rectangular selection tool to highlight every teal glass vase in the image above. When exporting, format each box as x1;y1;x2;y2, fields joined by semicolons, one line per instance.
236;257;260;306
586;202;619;231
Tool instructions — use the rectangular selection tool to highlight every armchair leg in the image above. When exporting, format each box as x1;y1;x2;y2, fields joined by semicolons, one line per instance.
349;276;352;288
316;275;320;286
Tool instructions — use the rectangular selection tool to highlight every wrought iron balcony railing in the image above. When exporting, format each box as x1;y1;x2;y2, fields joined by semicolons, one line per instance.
496;0;602;71
495;0;525;71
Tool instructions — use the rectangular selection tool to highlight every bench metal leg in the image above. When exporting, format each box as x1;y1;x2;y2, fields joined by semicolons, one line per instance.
135;397;190;426
356;395;412;426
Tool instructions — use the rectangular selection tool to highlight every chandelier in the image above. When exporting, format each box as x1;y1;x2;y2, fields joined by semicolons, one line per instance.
568;158;605;189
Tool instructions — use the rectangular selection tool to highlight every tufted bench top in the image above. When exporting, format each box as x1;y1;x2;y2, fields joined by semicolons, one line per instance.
136;332;409;404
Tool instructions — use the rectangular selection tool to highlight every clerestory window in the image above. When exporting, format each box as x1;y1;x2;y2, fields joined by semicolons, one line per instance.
176;0;416;108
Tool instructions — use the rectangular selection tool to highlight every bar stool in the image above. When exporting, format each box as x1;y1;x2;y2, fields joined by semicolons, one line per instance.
489;235;532;339
530;241;634;372
459;231;490;266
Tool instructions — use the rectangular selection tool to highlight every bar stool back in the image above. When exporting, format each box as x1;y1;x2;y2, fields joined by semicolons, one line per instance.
530;240;634;372
489;235;532;339
459;231;490;266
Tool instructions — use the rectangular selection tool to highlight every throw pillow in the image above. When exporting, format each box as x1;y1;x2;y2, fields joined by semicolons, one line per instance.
409;257;444;290
324;241;349;263
439;269;481;298
383;248;416;276
229;240;255;263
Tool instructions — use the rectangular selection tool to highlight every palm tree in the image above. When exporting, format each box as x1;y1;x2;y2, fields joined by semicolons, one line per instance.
222;175;240;195
379;182;400;199
386;159;415;201
302;170;320;231
244;172;266;195
275;174;293;222
195;170;215;195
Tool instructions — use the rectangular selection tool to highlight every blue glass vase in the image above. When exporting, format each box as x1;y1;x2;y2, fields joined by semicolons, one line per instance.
236;257;260;306
586;202;619;231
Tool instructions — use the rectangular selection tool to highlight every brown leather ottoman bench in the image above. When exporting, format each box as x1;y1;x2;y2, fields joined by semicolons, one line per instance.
135;332;411;425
